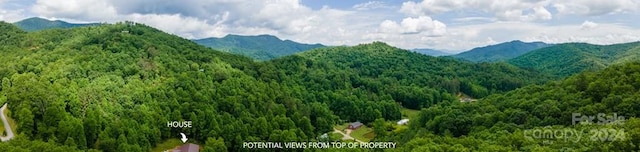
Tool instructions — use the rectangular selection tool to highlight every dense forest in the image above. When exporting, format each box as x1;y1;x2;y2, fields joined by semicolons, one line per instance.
1;21;325;151
268;42;549;115
388;62;640;151
0;20;638;152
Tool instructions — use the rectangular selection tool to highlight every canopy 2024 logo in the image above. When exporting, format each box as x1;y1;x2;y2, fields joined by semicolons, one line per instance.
523;113;627;143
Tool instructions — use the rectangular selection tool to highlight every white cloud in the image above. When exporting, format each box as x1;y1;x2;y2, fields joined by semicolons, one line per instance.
368;21;640;51
447;21;640;50
398;0;638;22
0;9;25;22
26;0;361;40
23;0;404;49
353;1;392;11
0;0;26;22
32;0;119;21
398;1;422;16
400;0;553;22
553;0;640;16
452;17;496;24
380;16;446;36
1;0;639;53
399;1;456;16
127;13;226;39
580;20;598;29
531;6;552;20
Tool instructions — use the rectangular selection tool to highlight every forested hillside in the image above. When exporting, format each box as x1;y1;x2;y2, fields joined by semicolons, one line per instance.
13;17;101;32
453;40;551;62
0;21;336;151
388;62;640;151
194;34;325;60
269;42;549;110
0;21;554;151
509;42;640;77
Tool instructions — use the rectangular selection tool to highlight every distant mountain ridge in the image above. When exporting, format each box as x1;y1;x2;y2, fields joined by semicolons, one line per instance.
194;34;325;60
453;40;552;62
411;48;453;56
13;17;101;31
508;41;640;77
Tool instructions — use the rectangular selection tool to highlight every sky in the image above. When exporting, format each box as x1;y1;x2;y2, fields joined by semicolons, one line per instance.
1;0;640;52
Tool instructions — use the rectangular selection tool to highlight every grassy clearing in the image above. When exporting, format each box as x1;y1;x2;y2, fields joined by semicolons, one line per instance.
150;139;183;152
330;132;343;141
335;123;348;131
350;126;373;142
392;124;409;134
401;108;420;119
363;132;375;139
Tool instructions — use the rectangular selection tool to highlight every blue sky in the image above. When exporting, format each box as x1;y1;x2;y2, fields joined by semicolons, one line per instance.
1;0;639;52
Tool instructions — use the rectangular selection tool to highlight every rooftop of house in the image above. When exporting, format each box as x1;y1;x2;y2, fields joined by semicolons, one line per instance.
170;143;200;152
350;121;363;126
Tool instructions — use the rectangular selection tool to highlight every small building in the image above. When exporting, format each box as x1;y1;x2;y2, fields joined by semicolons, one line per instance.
319;133;329;139
397;119;409;125
348;121;363;129
167;143;200;152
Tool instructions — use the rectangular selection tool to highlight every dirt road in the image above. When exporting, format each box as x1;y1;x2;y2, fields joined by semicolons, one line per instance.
0;103;14;142
333;128;363;143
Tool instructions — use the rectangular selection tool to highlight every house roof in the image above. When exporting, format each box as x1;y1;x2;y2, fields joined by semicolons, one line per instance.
319;133;329;138
173;143;200;152
397;119;409;125
350;121;363;127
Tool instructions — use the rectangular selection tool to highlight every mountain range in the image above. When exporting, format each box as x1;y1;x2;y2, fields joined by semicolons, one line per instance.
193;34;325;60
13;17;101;31
411;48;453;56
508;41;640;77
11;18;555;63
453;40;552;62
